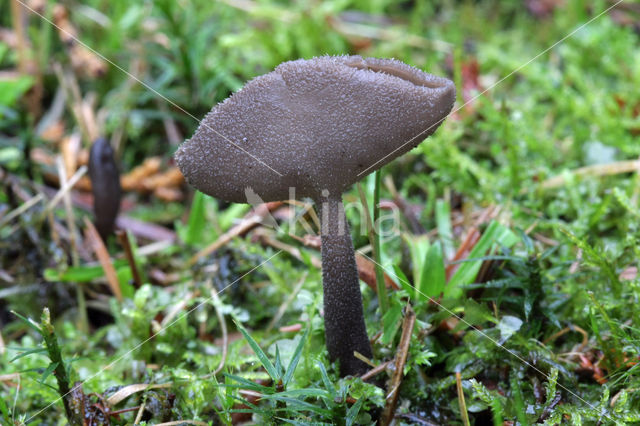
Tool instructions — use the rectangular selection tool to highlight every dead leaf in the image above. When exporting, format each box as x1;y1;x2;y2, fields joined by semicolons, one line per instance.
84;217;123;301
106;383;172;407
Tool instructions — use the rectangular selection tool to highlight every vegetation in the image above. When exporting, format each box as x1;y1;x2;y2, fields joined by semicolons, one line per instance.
1;0;640;424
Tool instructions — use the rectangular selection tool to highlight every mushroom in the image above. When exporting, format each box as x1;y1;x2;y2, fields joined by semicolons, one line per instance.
88;137;121;241
176;55;455;376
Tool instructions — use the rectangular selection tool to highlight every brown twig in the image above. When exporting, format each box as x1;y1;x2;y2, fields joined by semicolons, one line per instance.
380;303;416;426
254;228;321;268
279;323;302;333
360;360;392;382
116;230;142;288
188;202;282;266
456;371;470;426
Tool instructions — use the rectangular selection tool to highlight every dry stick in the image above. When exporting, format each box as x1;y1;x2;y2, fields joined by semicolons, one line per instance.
56;156;88;333
134;400;146;424
456;371;470;426
380;304;416;426
354;253;400;291
44;165;88;213
360;360;393;382
116;230;142;288
83;217;123;302
353;351;376;368
0;373;20;384
425;210;484;239
254;229;321;269
188;202;282;266
536;159;640;190
291;199;321;231
0;193;44;228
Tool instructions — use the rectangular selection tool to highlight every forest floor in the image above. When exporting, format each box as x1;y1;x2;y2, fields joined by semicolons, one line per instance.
1;0;640;424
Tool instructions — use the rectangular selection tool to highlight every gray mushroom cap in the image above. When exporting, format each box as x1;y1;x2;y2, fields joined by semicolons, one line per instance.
175;55;455;203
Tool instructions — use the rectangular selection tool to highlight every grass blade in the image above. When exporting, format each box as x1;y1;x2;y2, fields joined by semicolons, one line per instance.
10;347;48;363
346;396;364;426
436;199;454;260
357;176;389;315
316;361;336;398
10;310;42;334
222;373;273;392
446;221;518;298
419;241;446;299
283;325;309;387
184;190;206;245
234;320;278;381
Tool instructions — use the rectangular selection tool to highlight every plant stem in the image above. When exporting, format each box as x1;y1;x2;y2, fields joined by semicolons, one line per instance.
372;170;388;314
356;175;388;316
40;308;81;425
318;192;372;376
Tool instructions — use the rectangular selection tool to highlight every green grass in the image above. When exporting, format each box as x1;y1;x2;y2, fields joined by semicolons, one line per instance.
1;0;640;423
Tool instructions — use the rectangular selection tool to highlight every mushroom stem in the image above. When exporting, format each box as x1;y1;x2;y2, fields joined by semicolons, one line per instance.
318;192;373;376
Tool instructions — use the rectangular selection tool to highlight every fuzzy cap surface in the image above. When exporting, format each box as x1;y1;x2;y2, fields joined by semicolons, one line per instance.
176;55;455;202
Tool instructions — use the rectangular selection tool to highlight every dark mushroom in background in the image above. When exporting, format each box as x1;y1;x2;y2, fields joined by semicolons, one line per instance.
176;55;455;376
88;137;121;241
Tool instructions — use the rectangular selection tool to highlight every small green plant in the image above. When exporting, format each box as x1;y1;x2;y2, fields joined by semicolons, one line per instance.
10;309;81;425
224;321;381;424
